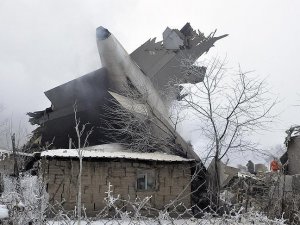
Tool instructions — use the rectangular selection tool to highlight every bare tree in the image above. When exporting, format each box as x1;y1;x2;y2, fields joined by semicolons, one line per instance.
264;144;286;163
73;103;93;225
101;84;211;211
180;57;277;207
101;86;188;157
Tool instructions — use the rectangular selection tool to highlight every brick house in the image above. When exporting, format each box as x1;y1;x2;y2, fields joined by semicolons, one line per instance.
0;150;15;174
39;144;195;216
0;149;33;175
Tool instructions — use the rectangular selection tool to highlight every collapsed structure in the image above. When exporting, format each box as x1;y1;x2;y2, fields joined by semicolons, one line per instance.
27;23;227;159
24;23;227;213
282;126;300;175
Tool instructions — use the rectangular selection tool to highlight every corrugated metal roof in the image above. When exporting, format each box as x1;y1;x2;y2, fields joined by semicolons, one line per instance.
40;144;194;162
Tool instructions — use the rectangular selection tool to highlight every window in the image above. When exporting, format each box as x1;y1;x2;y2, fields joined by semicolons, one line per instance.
136;170;155;191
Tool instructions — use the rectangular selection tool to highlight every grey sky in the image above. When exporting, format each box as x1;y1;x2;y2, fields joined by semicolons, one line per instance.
0;0;299;164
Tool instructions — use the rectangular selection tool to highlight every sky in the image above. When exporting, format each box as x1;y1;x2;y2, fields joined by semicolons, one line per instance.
0;0;299;165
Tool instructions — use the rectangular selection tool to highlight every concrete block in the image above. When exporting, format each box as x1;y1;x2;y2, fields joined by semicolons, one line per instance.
155;194;165;208
170;186;185;195
54;174;65;184
68;191;77;202
128;186;136;197
280;175;293;192
62;202;76;211
107;177;121;186
293;174;300;192
160;186;171;196
99;185;108;194
172;168;184;178
81;175;91;185
82;203;94;215
136;192;154;201
114;187;128;197
92;192;106;202
132;162;140;168
82;193;93;203
94;201;106;211
111;168;126;177
48;183;63;194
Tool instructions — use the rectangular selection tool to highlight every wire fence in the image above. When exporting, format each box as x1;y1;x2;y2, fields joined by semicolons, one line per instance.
0;175;290;225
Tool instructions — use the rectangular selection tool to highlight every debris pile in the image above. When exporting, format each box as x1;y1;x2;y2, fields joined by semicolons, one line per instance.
27;23;227;160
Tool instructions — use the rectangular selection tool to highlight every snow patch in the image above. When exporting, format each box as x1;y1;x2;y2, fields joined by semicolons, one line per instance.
40;144;194;162
0;204;8;219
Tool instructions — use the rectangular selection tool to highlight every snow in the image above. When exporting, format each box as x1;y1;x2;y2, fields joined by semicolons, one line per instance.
0;149;33;158
1;175;48;224
238;171;262;180
40;144;194;162
46;218;286;225
0;204;9;219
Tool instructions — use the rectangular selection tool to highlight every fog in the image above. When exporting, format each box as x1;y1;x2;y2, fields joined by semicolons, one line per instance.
0;0;299;165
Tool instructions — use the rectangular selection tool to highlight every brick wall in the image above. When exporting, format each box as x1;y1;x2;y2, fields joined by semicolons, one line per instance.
288;137;300;175
41;158;192;216
0;154;14;174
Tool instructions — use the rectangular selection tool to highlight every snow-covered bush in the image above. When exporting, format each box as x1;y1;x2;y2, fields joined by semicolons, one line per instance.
0;174;48;225
0;178;286;225
46;183;286;225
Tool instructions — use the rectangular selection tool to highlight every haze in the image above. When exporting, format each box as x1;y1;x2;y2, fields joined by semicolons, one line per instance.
0;0;299;165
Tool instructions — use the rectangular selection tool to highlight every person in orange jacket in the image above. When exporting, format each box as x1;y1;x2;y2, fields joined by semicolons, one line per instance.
270;158;280;172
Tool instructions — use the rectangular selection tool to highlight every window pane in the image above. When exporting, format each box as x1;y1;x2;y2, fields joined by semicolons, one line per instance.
137;173;146;190
147;174;155;190
137;170;155;191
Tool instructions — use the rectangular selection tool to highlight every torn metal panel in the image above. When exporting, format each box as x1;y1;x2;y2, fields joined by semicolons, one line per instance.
45;68;109;110
108;91;148;116
27;68;113;149
130;22;228;100
96;27;170;121
163;27;185;50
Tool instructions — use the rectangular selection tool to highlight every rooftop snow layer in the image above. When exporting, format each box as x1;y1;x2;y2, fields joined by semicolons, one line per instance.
40;144;194;162
0;149;33;157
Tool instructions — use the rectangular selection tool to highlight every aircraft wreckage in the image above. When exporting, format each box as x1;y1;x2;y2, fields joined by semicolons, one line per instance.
28;23;227;160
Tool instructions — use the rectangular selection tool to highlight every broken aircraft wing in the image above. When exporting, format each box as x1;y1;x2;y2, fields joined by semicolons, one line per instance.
28;23;227;162
130;23;228;95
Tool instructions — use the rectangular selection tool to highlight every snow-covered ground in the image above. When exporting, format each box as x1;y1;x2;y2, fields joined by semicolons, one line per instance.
47;218;286;225
0;204;8;219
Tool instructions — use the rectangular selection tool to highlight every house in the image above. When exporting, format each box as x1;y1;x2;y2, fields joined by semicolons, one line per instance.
0;149;33;175
0;149;34;196
39;144;195;216
282;126;300;175
0;150;15;174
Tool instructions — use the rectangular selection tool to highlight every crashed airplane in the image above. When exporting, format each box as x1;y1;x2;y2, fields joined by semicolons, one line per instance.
28;23;227;160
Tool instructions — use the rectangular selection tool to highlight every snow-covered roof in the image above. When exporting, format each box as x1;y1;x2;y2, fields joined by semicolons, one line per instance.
40;144;194;162
0;149;11;154
0;149;33;157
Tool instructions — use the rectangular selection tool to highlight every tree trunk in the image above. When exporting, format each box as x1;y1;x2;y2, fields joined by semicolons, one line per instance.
77;153;82;225
11;134;22;195
213;156;220;209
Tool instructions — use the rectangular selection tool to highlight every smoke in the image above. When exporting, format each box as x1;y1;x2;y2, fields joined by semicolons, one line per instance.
0;0;102;148
0;0;300;158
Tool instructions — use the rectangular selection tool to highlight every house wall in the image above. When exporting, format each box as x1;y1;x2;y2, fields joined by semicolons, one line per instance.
41;158;192;216
0;154;14;174
287;137;300;175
